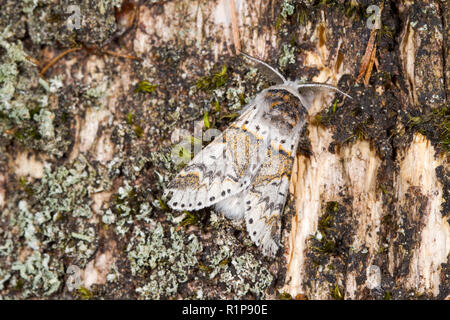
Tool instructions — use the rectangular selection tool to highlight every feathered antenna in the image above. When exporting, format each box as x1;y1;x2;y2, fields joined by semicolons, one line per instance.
241;52;286;84
297;82;353;99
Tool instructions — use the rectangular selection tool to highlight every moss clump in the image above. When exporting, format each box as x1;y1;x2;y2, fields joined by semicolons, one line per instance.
278;292;293;300
406;106;449;157
331;283;344;300
18;176;34;196
134;80;157;93
76;286;94;300
179;211;201;227
196;66;228;91
311;202;341;254
124;111;145;138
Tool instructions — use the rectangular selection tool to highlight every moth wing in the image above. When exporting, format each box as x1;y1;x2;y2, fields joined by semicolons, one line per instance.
165;103;267;211
244;140;298;257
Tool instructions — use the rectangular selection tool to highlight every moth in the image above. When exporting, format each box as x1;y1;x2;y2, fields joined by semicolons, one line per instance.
164;53;351;257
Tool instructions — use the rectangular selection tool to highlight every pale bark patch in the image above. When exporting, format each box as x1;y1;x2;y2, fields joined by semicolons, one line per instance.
12;152;46;179
285;126;345;297
397;134;449;296
83;240;117;289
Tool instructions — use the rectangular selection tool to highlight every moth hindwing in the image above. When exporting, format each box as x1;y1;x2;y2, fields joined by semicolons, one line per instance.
165;53;350;257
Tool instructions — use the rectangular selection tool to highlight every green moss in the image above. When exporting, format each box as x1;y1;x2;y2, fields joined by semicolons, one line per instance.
127;112;133;125
198;262;213;273
158;197;169;211
380;24;394;39
219;112;239;121
134;80;157;94
326;201;339;214
13;125;42;141
310;201;342;254
196;66;228;91
331;283;344;300
18;176;34;196
203;111;210;129
132;124;144;138
278;292;293;300
311;237;336;254
406;106;449;157
332;99;338;113
179;211;201;227
125;111;145;139
76;287;94;300
218;258;229;267
312;114;324;126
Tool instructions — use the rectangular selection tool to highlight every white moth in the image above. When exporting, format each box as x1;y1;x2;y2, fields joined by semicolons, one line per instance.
164;53;351;257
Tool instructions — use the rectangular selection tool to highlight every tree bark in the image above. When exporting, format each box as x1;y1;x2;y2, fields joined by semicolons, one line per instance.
0;0;448;300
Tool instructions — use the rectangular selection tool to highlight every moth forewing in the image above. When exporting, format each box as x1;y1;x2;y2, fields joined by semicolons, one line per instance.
165;100;268;211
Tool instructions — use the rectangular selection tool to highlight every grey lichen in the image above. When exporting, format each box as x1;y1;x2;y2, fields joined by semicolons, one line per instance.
129;223;202;299
0;156;111;297
220;253;273;299
278;44;296;69
198;212;275;299
24;0;122;47
280;0;295;19
0;26;72;157
11;251;62;298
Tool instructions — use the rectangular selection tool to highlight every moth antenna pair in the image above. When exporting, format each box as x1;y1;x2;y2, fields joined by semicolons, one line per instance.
241;52;352;99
